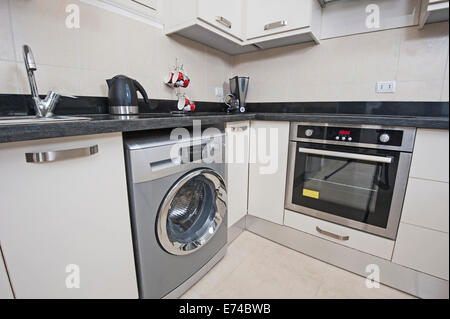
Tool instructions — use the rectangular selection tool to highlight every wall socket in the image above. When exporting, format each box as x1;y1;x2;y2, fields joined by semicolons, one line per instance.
376;81;396;93
215;87;224;98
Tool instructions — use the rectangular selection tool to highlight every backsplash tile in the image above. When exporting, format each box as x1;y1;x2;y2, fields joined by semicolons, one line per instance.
233;22;449;102
0;0;15;61
0;0;448;104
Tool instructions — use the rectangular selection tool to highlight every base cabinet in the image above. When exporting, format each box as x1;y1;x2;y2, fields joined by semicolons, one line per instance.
247;121;290;225
226;122;250;227
393;223;449;280
392;129;449;280
284;210;395;260
0;133;138;299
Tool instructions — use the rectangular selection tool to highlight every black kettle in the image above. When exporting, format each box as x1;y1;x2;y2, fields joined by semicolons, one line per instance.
106;75;149;115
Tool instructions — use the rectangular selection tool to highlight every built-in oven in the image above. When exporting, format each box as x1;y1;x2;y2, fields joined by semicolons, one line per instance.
285;123;416;240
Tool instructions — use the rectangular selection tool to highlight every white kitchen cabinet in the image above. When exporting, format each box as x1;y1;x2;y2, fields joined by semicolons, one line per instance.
226;122;250;228
247;121;290;225
409;129;449;183
91;0;163;23
164;0;257;55
393;223;449;280
246;0;313;39
245;0;322;50
284;210;395;260
198;0;244;40
401;178;449;233
163;0;322;54
393;128;449;280
0;251;13;299
0;133;138;299
419;0;449;28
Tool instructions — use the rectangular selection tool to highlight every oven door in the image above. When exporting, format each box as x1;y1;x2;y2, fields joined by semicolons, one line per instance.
286;142;411;239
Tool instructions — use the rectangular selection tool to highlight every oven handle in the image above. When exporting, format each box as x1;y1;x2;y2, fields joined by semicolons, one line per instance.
298;147;393;164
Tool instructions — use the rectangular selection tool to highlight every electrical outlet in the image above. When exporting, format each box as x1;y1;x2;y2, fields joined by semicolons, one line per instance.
376;81;396;93
215;87;224;98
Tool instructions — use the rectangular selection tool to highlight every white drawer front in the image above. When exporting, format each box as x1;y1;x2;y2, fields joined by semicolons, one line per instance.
410;129;449;183
402;178;449;233
284;210;395;260
393;223;449;280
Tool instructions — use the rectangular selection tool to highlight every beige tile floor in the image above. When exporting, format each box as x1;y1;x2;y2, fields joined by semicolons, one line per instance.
181;231;415;299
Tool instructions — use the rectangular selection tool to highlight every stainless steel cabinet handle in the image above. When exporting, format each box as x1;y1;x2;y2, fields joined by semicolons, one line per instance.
316;226;349;241
298;147;393;164
215;16;232;28
264;20;288;31
25;145;99;163
231;126;248;132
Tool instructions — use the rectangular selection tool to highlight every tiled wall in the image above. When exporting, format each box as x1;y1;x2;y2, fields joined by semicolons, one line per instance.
233;22;449;102
0;0;233;102
0;0;449;104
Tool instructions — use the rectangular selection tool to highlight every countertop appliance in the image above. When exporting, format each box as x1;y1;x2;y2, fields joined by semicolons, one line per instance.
285;123;416;240
224;76;249;113
124;126;227;298
107;75;149;115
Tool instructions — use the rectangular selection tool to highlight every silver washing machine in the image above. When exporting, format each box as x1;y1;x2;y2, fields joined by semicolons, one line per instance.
124;126;227;299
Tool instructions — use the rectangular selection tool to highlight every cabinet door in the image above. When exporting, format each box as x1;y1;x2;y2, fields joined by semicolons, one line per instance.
0;250;13;299
106;0;161;21
401;178;449;233
198;0;244;39
409;129;449;183
0;133;138;299
248;121;290;225
226;122;250;227
393;223;449;280
246;0;312;40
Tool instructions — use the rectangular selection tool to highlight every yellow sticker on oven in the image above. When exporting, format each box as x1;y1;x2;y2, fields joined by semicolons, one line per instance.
303;188;319;199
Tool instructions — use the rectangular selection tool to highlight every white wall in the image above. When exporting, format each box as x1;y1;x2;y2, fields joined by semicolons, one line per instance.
234;22;449;102
0;0;233;102
0;0;449;104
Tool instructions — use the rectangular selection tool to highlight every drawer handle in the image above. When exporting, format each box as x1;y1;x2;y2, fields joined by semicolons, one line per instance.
215;16;232;28
231;126;248;132
25;145;99;163
264;20;288;31
316;226;349;241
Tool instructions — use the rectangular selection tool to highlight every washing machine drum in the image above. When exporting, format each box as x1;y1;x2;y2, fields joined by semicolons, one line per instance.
157;168;226;255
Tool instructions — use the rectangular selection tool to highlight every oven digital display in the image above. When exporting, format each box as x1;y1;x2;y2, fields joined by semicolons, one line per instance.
339;130;351;135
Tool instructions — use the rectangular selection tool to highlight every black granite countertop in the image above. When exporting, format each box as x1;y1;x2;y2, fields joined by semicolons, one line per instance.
0;112;448;144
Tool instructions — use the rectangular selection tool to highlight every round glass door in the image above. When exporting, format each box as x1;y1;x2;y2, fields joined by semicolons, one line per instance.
156;168;227;255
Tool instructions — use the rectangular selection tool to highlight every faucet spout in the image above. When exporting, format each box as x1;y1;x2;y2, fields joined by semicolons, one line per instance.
22;45;73;118
23;45;40;100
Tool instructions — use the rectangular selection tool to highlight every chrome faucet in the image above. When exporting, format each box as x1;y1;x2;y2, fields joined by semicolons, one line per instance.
23;45;74;118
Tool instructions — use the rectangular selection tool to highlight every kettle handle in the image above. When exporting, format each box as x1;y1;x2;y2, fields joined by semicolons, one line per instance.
133;79;149;105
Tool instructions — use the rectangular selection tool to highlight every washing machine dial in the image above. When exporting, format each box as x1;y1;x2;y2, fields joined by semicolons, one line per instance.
379;133;391;143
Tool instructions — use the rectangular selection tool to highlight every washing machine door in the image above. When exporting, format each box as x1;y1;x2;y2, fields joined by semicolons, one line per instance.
156;168;227;256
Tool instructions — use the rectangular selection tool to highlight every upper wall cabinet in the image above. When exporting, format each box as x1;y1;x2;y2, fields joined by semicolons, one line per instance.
164;0;256;55
98;0;162;23
419;0;449;28
197;0;244;40
245;0;322;49
164;0;322;55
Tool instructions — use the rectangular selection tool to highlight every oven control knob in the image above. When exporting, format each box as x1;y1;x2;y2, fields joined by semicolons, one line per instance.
379;133;391;143
305;129;314;137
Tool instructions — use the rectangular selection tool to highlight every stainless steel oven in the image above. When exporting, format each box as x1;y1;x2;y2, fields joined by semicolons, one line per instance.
285;123;416;240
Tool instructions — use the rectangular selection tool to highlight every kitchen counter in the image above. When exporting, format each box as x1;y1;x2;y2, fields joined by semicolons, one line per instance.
0;112;448;144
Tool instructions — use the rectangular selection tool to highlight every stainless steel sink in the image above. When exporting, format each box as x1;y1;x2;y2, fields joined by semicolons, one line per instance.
0;116;92;126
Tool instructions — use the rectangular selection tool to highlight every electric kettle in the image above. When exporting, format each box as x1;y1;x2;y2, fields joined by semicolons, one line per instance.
106;75;149;115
